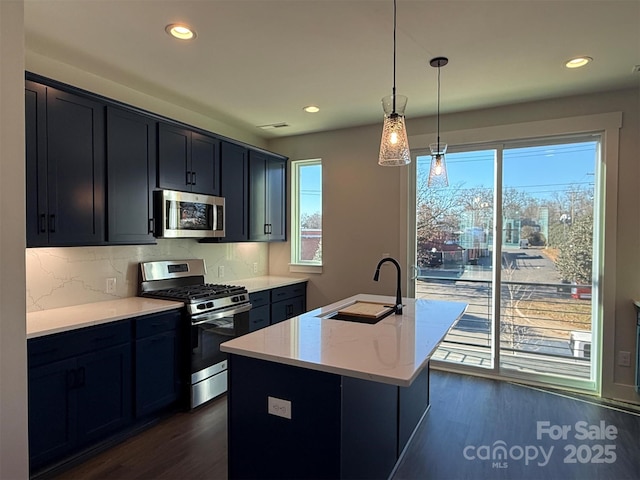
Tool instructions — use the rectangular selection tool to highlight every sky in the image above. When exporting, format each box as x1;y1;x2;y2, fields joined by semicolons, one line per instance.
299;164;322;216
300;140;598;216
417;141;598;199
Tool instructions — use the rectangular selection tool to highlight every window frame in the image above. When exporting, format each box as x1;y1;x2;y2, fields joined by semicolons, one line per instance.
405;111;622;398
290;158;322;273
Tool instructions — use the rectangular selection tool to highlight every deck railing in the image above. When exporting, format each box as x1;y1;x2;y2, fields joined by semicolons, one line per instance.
416;275;592;379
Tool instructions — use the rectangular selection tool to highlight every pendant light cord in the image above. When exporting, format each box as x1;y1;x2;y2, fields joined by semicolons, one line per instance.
392;0;397;112
436;63;441;151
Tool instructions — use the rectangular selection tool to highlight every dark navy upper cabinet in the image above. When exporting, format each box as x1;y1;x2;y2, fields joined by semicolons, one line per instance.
157;122;220;196
25;81;48;247
106;107;157;244
248;151;286;242
25;81;106;247
220;141;249;242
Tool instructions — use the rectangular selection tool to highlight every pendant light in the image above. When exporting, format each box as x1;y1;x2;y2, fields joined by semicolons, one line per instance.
378;0;410;166
428;56;449;187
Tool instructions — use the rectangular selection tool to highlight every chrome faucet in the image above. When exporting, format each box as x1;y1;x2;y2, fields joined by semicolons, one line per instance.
373;257;403;315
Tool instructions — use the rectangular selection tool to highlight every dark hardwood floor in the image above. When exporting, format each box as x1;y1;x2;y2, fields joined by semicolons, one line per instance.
394;371;640;480
49;371;640;480
49;397;228;480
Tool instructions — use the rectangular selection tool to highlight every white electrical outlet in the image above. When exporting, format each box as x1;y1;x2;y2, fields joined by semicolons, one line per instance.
106;277;116;294
253;262;258;274
268;396;292;419
618;351;631;367
218;266;225;278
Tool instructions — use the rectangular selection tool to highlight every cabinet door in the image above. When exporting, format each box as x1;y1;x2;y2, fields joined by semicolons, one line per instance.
271;296;305;324
220;141;249;242
45;87;106;245
135;330;182;417
190;132;220;196
158;122;191;191
249;152;269;241
266;157;286;241
28;357;78;470
106;107;157;244
249;151;286;242
76;343;132;447
25;81;49;247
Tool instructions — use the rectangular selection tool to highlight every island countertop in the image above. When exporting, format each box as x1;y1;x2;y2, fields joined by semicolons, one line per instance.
221;294;466;387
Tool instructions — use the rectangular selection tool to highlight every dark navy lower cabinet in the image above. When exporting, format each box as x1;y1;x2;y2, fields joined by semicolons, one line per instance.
27;321;133;472
28;357;78;469
134;311;184;417
248;304;270;332
27;311;187;473
270;283;307;324
75;344;132;446
227;354;429;480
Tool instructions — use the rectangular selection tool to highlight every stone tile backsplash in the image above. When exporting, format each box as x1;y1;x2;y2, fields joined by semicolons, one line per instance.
26;240;268;312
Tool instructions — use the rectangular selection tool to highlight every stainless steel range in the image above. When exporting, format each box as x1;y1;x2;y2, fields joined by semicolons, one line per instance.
139;259;251;408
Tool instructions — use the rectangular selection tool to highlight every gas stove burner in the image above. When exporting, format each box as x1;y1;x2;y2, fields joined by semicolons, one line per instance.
138;259;251;317
153;284;247;303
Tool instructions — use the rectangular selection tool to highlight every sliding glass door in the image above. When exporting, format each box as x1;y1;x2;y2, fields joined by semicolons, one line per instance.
413;136;599;390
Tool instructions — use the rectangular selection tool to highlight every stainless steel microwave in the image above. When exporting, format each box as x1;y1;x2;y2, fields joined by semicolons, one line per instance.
155;189;225;239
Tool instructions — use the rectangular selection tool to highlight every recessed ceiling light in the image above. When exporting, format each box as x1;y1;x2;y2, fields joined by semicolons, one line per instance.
565;56;592;69
165;23;196;40
303;105;320;113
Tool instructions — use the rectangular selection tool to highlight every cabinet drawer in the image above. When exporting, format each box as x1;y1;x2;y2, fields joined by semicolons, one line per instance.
249;304;270;332
135;310;182;339
271;283;307;303
249;290;270;308
29;321;131;367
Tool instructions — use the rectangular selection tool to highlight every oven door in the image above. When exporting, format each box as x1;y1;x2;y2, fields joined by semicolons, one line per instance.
190;303;251;407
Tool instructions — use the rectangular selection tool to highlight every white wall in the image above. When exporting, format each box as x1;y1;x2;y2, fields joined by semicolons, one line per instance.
0;0;29;477
268;123;408;310
268;87;640;404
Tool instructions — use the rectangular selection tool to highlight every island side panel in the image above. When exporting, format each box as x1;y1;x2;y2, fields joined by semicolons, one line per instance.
398;364;430;455
340;376;398;479
227;354;342;479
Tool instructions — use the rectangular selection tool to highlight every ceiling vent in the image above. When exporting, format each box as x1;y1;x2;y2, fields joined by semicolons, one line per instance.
257;122;290;130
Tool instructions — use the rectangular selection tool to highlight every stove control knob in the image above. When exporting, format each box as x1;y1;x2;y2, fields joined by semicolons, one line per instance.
207;302;214;308
232;296;239;302
197;304;205;310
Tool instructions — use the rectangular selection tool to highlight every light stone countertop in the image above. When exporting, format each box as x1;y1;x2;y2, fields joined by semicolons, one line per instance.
234;275;308;293
26;276;309;339
27;297;184;339
221;293;467;387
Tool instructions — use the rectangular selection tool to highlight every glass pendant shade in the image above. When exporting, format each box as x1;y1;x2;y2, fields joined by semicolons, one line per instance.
427;147;449;187
378;94;411;166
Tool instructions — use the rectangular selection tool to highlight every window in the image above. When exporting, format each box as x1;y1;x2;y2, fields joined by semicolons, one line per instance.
291;159;322;270
413;135;600;391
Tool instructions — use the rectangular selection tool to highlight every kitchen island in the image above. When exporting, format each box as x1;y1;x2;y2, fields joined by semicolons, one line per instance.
221;294;466;479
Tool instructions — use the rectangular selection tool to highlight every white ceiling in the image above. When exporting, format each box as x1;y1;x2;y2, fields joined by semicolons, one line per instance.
24;0;640;138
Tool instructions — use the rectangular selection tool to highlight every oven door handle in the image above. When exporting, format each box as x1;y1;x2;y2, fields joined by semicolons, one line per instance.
191;303;252;326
